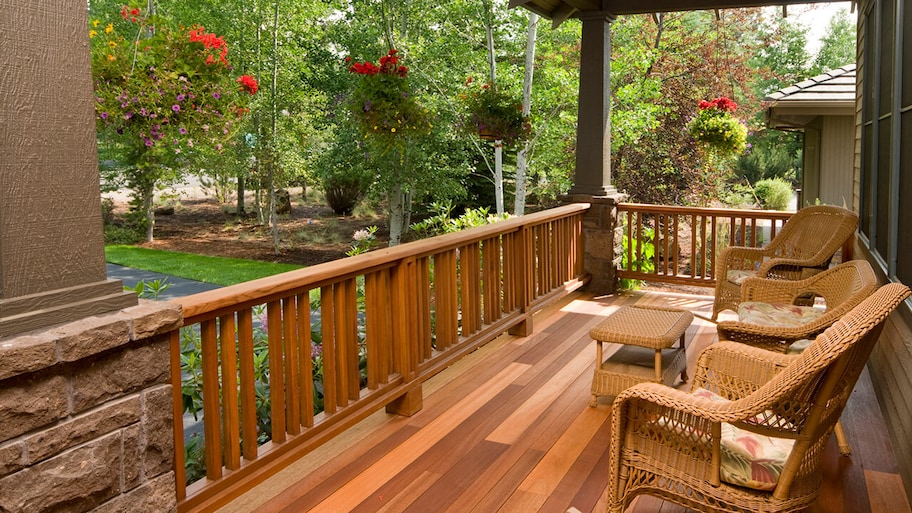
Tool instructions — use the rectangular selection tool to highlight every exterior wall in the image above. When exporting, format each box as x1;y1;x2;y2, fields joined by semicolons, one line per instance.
0;302;181;513
819;115;855;208
854;0;912;499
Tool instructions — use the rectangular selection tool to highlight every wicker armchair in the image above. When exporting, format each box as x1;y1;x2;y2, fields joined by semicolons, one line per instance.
608;282;911;513
716;260;879;456
716;260;878;353
712;205;858;320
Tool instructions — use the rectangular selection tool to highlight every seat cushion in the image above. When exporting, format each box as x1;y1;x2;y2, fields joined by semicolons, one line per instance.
727;269;756;285
737;302;826;328
692;387;795;491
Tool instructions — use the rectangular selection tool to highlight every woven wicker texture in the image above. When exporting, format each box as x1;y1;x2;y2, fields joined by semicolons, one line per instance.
589;306;693;350
608;282;911;513
717;260;878;353
712;205;858;319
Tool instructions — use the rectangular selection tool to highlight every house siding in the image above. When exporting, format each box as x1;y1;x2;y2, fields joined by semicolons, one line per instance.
855;0;912;500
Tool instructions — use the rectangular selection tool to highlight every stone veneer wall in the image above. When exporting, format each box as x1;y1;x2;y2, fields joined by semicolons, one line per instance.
564;194;628;296
0;301;182;513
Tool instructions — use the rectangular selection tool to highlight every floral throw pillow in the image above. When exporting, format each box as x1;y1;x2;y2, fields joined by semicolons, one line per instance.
737;302;825;328
692;387;795;491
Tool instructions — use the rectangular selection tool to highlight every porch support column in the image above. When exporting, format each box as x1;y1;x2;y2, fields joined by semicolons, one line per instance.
0;1;136;338
569;13;617;196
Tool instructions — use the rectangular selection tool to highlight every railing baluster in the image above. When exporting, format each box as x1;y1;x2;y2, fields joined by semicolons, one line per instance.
295;295;314;427
220;314;240;470
416;257;432;361
237;308;257;460
170;330;186;501
320;286;337;414
342;278;360;402
282;298;300;435
266;301;286;444
201;319;223;479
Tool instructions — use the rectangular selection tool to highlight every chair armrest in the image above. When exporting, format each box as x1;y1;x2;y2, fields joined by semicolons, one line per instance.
691;342;794;398
717;245;774;273
757;257;826;279
739;275;811;304
612;382;739;424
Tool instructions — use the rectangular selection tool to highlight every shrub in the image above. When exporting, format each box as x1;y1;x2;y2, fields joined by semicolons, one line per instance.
754;178;793;211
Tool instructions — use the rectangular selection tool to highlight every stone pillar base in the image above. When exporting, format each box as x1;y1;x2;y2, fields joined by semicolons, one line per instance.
562;193;628;296
0;301;181;513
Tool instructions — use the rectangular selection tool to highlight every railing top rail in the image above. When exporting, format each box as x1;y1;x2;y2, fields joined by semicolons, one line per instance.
618;202;794;220
174;202;590;320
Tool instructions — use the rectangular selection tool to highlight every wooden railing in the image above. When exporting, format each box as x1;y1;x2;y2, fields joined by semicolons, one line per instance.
168;203;590;512
617;203;794;287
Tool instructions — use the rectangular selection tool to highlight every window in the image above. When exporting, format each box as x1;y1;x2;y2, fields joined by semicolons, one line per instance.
859;0;909;286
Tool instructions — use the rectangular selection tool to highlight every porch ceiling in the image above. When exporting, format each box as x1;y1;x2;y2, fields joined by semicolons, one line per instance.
510;0;847;22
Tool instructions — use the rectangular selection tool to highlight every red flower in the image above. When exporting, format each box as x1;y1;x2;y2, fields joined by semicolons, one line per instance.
238;75;258;95
121;5;128;19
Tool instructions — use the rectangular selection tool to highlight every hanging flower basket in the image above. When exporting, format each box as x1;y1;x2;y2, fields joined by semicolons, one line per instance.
346;49;431;139
687;96;748;158
460;81;530;146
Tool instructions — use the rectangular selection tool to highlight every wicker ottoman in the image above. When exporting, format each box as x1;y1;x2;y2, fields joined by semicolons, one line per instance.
589;305;693;406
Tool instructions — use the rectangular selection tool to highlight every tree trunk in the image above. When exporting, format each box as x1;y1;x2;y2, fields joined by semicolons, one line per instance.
388;182;405;246
141;180;154;243
514;12;538;217
494;140;504;215
270;0;280;254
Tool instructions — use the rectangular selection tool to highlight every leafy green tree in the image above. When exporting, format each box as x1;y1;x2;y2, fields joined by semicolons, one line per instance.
811;9;856;74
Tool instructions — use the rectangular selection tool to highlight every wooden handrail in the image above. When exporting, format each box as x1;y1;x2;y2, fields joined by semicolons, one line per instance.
617;203;794;287
169;203;590;512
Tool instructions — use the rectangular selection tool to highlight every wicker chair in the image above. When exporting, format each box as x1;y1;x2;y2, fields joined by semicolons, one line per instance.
712;205;858;320
607;282;911;513
715;260;879;456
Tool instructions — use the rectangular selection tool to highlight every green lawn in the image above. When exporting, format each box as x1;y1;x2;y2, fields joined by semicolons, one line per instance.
105;245;303;286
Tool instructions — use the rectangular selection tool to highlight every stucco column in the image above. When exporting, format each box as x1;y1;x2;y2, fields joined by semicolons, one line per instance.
0;1;136;337
568;13;617;196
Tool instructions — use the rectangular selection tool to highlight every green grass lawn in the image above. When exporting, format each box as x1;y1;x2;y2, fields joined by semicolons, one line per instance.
105;245;303;286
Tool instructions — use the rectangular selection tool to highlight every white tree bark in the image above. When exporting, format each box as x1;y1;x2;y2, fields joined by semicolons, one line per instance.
388;182;405;246
514;13;538;217
494;140;504;214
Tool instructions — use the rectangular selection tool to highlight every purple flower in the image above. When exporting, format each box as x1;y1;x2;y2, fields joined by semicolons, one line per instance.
140;108;148;116
177;94;186;101
179;127;187;135
124;112;133;120
212;92;221;99
100;112;108;119
364;99;371;112
144;138;153;147
172;104;180;113
216;143;223;150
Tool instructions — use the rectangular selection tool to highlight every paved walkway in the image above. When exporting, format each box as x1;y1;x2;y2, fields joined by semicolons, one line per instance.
106;263;221;301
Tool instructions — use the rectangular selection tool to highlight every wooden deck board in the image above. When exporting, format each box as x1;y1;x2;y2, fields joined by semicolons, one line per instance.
219;290;910;513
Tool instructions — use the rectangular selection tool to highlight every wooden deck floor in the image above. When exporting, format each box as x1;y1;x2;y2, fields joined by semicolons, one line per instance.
218;290;912;513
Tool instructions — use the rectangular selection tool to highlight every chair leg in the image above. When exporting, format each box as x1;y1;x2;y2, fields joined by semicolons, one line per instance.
834;420;852;456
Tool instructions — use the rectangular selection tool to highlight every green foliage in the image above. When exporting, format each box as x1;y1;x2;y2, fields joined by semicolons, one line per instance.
409;201;510;238
753;177;793;210
618;226;656;290
810;9;856;75
124;279;172;300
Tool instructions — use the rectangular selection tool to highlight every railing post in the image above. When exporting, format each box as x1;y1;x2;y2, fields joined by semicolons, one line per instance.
386;257;423;417
508;226;533;337
564;194;628;295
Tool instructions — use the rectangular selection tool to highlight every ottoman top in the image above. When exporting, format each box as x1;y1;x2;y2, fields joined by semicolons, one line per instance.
589;305;694;349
